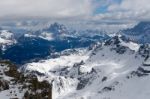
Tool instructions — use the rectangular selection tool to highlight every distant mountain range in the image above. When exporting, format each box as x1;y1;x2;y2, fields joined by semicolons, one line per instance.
122;22;150;43
0;21;150;99
0;23;109;64
0;21;150;64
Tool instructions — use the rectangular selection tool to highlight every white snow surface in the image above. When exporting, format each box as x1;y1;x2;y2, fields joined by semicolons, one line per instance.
22;39;150;99
0;30;16;50
38;32;54;41
0;30;16;44
24;32;54;41
0;87;26;99
120;40;140;51
0;64;26;99
24;33;36;37
24;49;89;74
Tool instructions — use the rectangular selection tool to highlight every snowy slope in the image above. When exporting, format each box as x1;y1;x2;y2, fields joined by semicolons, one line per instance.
21;35;150;99
0;30;16;44
24;32;54;41
0;30;17;50
23;49;89;74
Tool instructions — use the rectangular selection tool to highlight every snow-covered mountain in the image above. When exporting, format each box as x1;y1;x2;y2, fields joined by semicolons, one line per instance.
0;21;150;99
1;23;109;64
122;22;150;43
25;22;69;40
25;22;110;40
0;60;52;99
43;22;69;35
0;30;17;50
21;35;150;99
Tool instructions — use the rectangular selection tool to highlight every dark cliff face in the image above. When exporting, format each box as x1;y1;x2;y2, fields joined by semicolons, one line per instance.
44;22;68;34
0;60;52;99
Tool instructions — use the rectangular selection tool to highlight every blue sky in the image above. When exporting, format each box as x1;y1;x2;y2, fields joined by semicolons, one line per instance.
94;6;108;14
94;0;122;14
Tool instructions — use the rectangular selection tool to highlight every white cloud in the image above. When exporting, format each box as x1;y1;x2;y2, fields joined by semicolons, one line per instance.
0;0;93;18
1;0;149;22
0;0;149;32
94;0;150;21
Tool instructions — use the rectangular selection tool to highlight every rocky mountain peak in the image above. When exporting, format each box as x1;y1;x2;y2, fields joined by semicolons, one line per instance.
44;22;68;34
